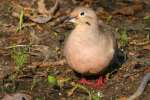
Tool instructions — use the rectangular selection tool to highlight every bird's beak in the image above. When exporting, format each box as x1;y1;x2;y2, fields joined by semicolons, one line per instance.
67;16;77;23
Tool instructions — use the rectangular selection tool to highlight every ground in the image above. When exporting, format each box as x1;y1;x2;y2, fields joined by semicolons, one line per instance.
0;0;149;100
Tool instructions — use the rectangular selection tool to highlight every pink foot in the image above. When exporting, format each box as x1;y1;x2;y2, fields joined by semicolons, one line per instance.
79;76;106;89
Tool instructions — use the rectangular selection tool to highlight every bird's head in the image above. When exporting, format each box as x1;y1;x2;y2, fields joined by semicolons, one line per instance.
68;7;98;25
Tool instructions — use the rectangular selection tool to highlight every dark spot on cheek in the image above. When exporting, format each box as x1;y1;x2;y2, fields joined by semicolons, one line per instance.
22;97;26;100
85;21;91;26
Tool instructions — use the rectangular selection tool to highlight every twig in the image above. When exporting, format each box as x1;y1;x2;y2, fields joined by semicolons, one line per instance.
50;0;59;15
127;73;150;100
68;83;92;100
5;45;30;49
31;0;59;23
29;59;66;68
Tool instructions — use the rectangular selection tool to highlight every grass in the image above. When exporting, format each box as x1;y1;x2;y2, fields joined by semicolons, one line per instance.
11;46;28;71
9;45;29;91
119;29;128;48
106;15;112;23
16;8;24;32
143;15;150;20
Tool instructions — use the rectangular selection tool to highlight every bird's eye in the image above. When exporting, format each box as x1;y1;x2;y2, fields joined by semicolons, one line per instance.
80;12;85;16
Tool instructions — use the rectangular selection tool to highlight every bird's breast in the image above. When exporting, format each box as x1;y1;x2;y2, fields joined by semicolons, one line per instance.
64;26;115;74
64;35;112;74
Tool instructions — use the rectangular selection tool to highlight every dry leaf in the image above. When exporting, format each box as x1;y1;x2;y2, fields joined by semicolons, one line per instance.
113;4;143;16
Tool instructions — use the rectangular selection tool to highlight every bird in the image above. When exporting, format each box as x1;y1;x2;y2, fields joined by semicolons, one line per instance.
64;7;117;88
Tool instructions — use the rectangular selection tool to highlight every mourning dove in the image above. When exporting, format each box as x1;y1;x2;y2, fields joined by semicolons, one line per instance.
64;7;117;87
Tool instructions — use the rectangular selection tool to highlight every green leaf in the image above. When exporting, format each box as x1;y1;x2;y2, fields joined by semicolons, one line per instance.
47;75;58;86
16;8;24;32
92;95;102;100
143;15;150;20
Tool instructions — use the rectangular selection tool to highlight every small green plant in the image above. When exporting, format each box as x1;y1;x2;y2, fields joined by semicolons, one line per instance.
11;46;28;71
119;30;128;47
106;15;112;22
143;15;150;20
92;95;102;100
47;75;58;86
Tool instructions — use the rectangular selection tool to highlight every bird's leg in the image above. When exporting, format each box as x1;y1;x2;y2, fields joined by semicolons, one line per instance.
79;76;106;89
94;76;106;88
